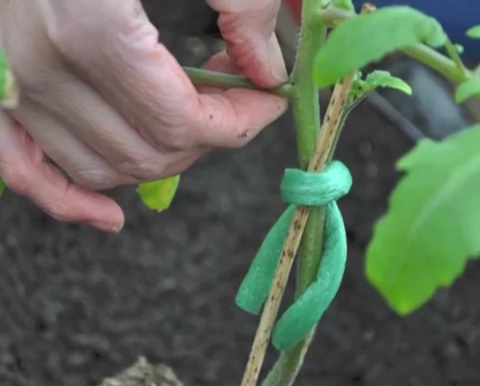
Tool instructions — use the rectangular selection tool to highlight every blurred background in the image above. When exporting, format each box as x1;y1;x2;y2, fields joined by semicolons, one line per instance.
0;1;479;384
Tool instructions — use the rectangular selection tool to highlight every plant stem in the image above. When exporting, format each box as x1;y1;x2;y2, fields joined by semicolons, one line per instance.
240;3;330;385
402;44;470;83
444;38;465;74
261;337;312;386
263;4;369;384
290;2;327;169
244;2;350;385
183;67;293;97
261;75;354;386
290;7;328;379
291;4;330;377
317;7;356;25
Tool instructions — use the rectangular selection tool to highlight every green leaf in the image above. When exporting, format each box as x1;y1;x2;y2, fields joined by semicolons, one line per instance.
454;44;464;54
136;175;180;212
0;50;19;108
366;124;480;315
0;177;5;197
466;25;480;39
332;0;355;12
454;78;480;103
366;71;412;94
314;6;447;87
351;70;412;99
0;50;7;101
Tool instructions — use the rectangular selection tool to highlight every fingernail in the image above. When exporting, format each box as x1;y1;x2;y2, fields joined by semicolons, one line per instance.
267;34;288;83
90;221;122;234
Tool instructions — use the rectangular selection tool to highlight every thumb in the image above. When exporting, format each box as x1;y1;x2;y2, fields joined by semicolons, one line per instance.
207;0;287;88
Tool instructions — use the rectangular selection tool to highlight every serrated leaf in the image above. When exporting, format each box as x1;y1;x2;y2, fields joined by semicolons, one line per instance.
366;124;480;315
136;175;180;212
315;6;446;87
454;78;480;103
366;71;412;94
0;178;5;197
351;70;411;98
466;25;480;39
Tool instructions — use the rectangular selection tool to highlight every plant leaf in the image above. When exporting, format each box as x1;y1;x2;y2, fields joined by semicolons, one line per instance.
0;51;7;101
366;124;480;315
0;50;19;108
454;44;464;54
351;70;411;99
454;78;480;103
466;25;480;39
315;6;446;87
366;71;412;94
0;178;4;197
136;175;180;212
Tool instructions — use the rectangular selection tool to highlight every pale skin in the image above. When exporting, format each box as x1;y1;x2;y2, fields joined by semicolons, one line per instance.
0;0;287;232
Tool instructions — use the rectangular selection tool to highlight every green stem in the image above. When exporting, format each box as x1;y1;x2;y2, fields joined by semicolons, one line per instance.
262;335;313;386
183;67;293;97
402;44;470;83
261;110;352;386
444;38;465;74
263;1;330;384
290;5;326;168
0;177;5;197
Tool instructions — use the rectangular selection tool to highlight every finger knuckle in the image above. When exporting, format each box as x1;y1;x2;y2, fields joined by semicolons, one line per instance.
70;168;118;191
46;16;97;59
116;156;168;181
159;133;195;151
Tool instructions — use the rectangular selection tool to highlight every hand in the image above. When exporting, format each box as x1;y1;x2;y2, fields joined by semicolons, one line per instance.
0;0;287;232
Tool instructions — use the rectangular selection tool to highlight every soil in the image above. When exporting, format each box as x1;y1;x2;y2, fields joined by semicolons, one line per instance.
0;3;479;385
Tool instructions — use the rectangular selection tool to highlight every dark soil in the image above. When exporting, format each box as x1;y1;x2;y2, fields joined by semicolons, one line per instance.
1;3;479;385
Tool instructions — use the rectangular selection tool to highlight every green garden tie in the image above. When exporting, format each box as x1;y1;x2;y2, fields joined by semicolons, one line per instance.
235;160;352;351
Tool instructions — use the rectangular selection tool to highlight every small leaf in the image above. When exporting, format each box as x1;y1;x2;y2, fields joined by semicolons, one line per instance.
366;70;412;94
315;6;446;87
366;124;480;315
136;175;180;212
454;78;480;103
0;50;19;108
466;25;480;39
0;51;8;101
350;70;411;100
454;44;464;54
0;178;5;197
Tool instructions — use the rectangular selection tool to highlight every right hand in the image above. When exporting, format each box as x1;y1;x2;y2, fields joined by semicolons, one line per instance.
0;0;287;232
